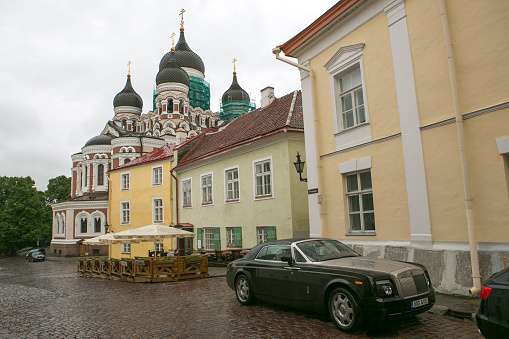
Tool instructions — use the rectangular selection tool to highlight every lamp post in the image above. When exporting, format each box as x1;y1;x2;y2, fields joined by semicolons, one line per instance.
293;152;307;182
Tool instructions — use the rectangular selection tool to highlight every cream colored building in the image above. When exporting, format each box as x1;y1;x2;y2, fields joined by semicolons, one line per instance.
108;145;176;258
277;0;509;295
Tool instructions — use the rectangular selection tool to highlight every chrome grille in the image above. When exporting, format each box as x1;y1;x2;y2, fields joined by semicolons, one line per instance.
394;269;429;299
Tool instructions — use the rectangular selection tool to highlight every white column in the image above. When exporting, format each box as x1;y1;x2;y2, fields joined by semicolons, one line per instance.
385;0;432;243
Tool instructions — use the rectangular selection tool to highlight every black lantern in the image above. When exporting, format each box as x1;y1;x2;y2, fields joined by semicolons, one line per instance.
104;222;109;234
293;152;307;182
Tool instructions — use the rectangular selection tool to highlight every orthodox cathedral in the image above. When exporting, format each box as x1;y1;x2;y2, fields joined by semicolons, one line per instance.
50;14;255;256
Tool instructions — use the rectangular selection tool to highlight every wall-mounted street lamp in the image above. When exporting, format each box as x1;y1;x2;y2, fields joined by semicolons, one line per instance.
293;152;307;182
104;222;109;234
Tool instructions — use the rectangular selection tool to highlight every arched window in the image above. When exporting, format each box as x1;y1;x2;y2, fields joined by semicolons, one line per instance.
84;166;88;187
122;119;127;129
80;217;88;233
94;217;101;233
124;158;130;164
97;164;104;186
167;99;173;113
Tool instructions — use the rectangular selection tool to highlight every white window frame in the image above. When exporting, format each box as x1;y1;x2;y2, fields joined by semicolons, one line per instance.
253;157;274;200
200;173;213;206
257;227;267;244
224;166;240;203
155;243;164;252
182;178;192;208
204;227;214;250
120;201;130;225
345;170;375;234
324;43;372;151
121;172;130;191
152;166;163;186
153;198;164;223
122;243;131;254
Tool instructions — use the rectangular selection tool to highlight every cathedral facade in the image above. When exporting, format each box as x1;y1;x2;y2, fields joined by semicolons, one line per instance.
50;17;253;256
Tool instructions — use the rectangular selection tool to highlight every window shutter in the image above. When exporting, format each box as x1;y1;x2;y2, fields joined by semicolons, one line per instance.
197;228;202;249
233;227;242;247
213;227;221;251
266;226;277;241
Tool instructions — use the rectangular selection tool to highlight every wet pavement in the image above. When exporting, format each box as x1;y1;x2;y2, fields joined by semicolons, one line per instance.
0;257;483;338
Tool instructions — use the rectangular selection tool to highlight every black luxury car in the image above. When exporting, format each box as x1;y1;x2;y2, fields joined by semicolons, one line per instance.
226;238;435;332
476;266;509;339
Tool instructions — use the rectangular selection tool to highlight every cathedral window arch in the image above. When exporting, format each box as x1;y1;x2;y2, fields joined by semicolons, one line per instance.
124;158;131;164
167;99;173;113
90;211;105;234
179;99;185;114
122;119;127;130
75;212;90;235
97;164;104;186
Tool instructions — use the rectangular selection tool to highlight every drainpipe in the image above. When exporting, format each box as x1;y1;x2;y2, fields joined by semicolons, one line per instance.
272;47;324;237
439;0;481;296
170;168;179;225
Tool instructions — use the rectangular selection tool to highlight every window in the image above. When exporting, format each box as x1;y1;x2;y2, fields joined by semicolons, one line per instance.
255;245;291;261
121;173;130;190
153;198;163;223
97;164;104;186
121;201;130;224
124;158;130;164
84;166;88;187
204;228;214;250
182;179;192;207
339;68;365;129
155;243;163;252
167;99;173;113
80;217;87;234
201;173;213;205
152;166;163;186
254;158;272;198
225;168;239;202
346;171;375;232
179;99;184;114
122;244;131;253
226;227;242;247
256;226;276;244
94;217;101;233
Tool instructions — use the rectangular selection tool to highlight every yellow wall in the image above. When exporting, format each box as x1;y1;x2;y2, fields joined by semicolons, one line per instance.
108;159;174;258
307;0;509;243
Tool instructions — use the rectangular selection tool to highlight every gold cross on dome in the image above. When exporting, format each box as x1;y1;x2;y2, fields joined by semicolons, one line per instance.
171;32;176;48
127;61;131;76
180;9;186;28
232;58;237;73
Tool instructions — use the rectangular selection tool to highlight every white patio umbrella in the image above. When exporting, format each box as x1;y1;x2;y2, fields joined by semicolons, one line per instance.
83;233;140;258
113;225;195;256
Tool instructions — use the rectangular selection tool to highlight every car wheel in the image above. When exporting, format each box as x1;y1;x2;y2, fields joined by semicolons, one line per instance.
235;274;256;306
329;287;362;332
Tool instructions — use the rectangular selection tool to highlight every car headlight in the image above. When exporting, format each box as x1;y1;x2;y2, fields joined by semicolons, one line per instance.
376;280;394;297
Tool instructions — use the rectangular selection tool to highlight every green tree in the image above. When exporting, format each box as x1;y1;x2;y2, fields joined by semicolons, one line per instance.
45;175;71;204
0;176;51;256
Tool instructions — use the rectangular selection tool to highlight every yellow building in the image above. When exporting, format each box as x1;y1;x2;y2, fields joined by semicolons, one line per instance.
108;144;176;258
276;0;509;295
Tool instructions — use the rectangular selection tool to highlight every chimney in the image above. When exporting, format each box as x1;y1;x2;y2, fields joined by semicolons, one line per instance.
260;86;275;108
176;129;187;145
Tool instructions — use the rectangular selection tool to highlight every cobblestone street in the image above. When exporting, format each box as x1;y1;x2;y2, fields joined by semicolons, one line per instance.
0;257;483;339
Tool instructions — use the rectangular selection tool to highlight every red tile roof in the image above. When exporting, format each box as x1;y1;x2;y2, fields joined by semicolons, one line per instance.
176;90;303;168
111;143;175;172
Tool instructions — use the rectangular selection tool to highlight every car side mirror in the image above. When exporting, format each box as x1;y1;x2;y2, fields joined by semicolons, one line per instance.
281;256;293;266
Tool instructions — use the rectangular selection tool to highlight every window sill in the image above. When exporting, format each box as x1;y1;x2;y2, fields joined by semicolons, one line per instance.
225;199;240;204
226;245;242;248
182;205;192;209
254;195;273;200
334;122;370;136
201;202;214;206
345;232;376;236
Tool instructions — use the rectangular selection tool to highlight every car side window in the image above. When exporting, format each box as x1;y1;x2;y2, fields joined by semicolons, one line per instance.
294;249;307;263
256;245;291;261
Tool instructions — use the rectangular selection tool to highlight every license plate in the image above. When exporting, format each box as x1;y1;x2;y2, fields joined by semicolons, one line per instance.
411;297;428;309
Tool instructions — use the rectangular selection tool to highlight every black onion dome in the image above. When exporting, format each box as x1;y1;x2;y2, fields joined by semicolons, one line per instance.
222;73;250;103
156;49;190;86
159;30;205;74
113;76;143;109
84;134;113;147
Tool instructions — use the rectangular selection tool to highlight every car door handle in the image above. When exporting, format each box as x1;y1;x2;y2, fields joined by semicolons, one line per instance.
284;267;300;270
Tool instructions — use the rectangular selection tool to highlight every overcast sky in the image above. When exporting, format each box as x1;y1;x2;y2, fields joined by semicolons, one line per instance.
0;0;337;191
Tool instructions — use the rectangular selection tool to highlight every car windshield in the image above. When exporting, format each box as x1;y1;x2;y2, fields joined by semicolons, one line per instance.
296;239;359;262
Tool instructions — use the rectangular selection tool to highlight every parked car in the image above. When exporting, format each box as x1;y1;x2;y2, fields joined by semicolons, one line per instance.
226;238;435;333
476;266;509;339
26;251;45;262
25;248;45;259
